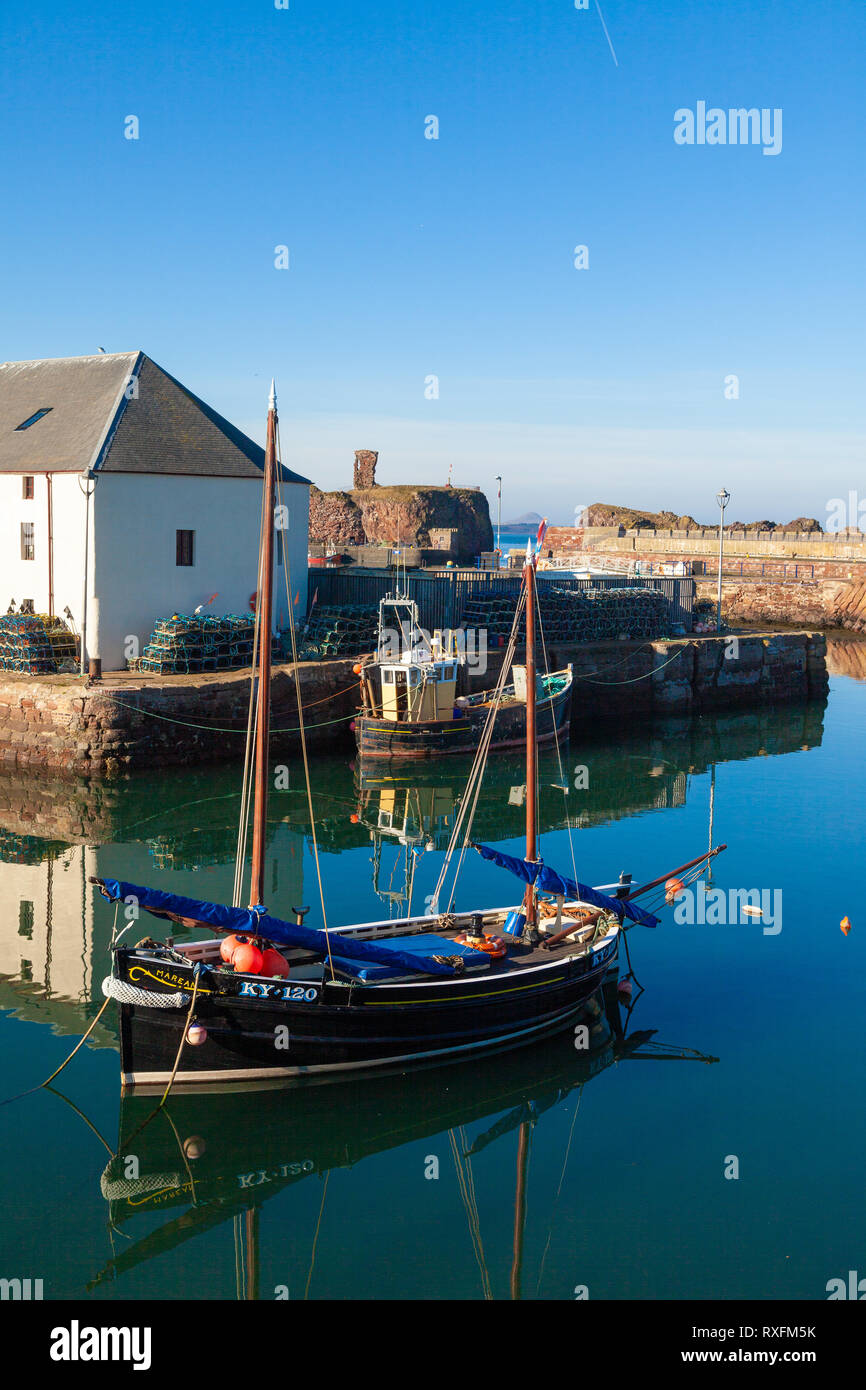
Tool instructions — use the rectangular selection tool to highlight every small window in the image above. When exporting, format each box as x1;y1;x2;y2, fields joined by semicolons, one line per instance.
15;408;52;431
22;476;34;500
176;530;195;566
19;901;34;938
20;521;35;561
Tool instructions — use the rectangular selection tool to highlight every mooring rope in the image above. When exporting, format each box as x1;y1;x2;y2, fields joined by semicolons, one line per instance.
101;694;358;737
0;995;112;1108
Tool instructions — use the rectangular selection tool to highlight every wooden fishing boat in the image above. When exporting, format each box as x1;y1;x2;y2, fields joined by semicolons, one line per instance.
97;383;724;1091
354;594;572;761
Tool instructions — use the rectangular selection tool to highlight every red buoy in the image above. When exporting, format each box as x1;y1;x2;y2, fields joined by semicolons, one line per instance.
665;877;686;901
261;947;290;978
220;933;246;964
233;939;264;973
233;940;264;975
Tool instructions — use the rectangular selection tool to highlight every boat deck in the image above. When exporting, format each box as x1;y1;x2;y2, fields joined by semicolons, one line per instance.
172;907;611;988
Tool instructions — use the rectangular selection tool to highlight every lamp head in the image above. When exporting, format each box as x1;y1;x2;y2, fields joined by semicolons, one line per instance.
716;487;730;510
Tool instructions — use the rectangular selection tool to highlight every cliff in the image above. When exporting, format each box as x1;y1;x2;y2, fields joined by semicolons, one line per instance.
309;484;494;560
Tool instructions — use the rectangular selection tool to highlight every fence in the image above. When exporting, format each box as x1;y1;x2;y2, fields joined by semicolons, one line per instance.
728;561;816;580
307;568;694;634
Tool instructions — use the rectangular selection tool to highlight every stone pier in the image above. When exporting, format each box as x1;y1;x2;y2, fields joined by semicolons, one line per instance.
0;631;828;778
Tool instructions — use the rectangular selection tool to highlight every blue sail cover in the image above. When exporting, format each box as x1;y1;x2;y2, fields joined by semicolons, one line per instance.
100;879;459;977
473;845;658;928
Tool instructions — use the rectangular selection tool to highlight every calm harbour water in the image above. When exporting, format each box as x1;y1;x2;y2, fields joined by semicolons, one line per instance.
1;638;864;1301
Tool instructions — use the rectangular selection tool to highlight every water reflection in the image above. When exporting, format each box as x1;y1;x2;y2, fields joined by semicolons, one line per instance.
826;633;866;681
84;981;716;1299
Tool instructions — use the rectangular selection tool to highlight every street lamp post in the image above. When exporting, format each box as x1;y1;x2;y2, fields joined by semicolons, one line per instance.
495;475;502;568
716;487;730;632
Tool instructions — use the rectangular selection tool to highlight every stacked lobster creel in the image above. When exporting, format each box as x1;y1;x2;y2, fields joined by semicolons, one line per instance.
219;933;290;978
297;604;379;661
461;586;672;647
132;614;278;675
0;614;77;674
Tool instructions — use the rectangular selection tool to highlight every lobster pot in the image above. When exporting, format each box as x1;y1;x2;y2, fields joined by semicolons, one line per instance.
0;614;77;674
297;604;379;661
134;613;274;674
461;587;671;646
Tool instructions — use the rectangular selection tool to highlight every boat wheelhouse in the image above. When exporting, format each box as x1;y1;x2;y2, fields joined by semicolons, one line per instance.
355;593;573;761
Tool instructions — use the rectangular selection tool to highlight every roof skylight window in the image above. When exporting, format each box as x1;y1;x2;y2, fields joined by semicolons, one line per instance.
15;408;53;431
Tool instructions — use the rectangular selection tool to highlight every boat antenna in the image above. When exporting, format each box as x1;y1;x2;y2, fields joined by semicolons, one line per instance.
248;381;278;909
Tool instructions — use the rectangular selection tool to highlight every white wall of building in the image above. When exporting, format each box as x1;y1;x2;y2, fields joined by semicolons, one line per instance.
0;473;89;633
1;470;309;670
92;473;308;669
0;845;99;1005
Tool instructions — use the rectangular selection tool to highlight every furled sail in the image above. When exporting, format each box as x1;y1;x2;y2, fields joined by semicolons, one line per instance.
473;845;659;928
97;879;459;977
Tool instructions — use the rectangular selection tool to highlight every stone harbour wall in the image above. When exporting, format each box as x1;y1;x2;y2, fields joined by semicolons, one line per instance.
0;633;827;778
0;660;360;779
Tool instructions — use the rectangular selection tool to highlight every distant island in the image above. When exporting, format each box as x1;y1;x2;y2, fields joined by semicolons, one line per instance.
500;511;545;532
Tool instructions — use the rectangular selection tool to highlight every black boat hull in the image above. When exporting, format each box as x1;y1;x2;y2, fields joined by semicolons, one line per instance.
115;931;618;1089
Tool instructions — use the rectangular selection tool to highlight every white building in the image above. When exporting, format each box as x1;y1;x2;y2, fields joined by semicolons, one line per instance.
0;351;309;671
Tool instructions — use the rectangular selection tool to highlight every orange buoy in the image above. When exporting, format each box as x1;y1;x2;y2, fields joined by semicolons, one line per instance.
220;933;246;964
353;662;363;676
665;877;686;902
233;940;264;975
261;947;290;978
840;916;852;936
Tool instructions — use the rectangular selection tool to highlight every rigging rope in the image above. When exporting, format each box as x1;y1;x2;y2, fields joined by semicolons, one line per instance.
431;584;526;914
449;1127;493;1300
536;590;579;886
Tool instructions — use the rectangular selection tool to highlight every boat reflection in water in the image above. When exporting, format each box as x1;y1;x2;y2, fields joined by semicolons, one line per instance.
88;979;717;1298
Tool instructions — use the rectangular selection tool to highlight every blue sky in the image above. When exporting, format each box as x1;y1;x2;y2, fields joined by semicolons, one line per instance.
1;0;863;522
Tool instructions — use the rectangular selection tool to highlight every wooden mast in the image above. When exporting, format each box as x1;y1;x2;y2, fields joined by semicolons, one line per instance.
249;381;277;909
510;1118;530;1299
522;551;538;930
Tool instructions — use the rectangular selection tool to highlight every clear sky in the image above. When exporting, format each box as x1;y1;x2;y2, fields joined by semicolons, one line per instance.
1;0;863;524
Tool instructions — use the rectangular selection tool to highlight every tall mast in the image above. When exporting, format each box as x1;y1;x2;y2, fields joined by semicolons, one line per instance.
522;553;538;930
249;381;277;909
510;1119;530;1300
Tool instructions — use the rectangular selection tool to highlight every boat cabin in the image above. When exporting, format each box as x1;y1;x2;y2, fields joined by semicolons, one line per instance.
375;596;461;724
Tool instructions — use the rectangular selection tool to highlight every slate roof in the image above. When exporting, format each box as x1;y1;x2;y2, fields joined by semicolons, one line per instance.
0;351;309;483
